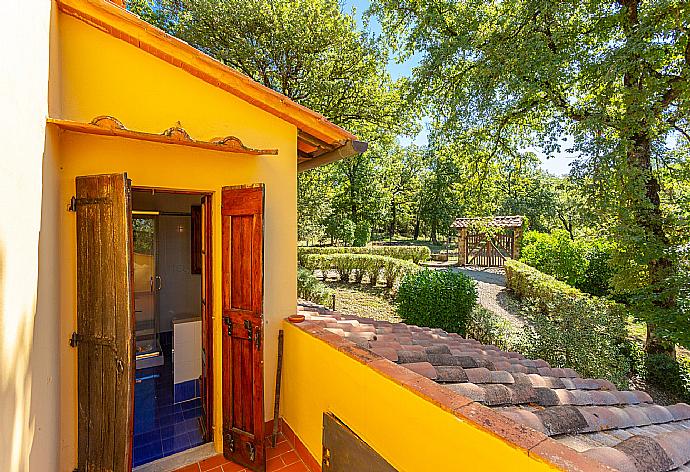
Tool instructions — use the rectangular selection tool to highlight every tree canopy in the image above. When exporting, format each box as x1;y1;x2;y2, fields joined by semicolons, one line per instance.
370;0;690;350
128;0;690;351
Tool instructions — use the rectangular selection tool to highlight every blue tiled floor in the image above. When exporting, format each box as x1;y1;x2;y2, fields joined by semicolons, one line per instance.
132;334;205;467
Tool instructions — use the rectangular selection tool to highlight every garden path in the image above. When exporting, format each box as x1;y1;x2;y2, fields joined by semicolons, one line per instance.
454;266;525;329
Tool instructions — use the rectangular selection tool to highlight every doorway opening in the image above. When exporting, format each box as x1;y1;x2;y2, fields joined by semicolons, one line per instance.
131;188;213;467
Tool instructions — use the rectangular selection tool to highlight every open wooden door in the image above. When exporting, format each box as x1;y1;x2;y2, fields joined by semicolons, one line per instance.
73;173;135;472
199;196;214;441
221;184;266;472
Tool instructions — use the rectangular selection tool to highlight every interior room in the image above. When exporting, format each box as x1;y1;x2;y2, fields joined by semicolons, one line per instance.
131;189;207;467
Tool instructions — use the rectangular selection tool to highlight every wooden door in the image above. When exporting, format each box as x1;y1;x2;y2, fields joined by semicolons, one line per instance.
221;184;266;472
74;173;135;472
200;196;213;441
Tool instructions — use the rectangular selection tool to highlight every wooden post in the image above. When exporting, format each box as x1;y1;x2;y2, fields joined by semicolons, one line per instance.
513;227;523;260
457;228;467;266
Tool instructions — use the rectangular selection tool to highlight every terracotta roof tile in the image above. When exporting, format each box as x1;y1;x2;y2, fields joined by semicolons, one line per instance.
297;302;690;471
451;215;524;229
616;436;674;472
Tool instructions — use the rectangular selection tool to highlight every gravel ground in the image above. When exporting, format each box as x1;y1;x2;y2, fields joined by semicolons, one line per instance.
451;266;525;329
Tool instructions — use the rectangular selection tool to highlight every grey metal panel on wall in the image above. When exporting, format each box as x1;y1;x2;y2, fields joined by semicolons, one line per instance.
322;412;398;472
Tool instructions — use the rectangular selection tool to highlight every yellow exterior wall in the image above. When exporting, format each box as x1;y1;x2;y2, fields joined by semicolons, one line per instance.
281;323;558;472
0;1;61;471
55;12;297;471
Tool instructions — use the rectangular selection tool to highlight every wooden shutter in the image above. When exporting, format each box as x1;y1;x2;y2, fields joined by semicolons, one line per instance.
74;173;135;472
221;184;266;472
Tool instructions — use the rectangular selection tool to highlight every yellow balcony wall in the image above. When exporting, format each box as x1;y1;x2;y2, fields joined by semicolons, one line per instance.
281;321;559;471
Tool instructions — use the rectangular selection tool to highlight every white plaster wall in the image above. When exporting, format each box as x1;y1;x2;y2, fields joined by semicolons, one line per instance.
0;1;60;471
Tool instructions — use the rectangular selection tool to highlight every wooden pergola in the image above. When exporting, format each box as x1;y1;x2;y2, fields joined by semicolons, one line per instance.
452;216;524;267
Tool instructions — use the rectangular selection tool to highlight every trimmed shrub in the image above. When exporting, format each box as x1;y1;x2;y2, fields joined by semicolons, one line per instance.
297;268;332;305
466;306;514;351
506;259;631;387
298;245;430;264
397;270;477;334
366;257;385;286
506;258;581;304
302;253;419;287
353;221;371;247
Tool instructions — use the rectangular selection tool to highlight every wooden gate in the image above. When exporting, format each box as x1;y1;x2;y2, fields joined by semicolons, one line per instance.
466;232;514;267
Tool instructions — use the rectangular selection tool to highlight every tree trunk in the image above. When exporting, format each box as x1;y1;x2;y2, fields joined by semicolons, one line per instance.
413;207;421;240
389;200;397;241
628;135;676;357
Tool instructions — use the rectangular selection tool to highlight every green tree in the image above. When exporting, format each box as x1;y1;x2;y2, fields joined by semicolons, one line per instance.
372;0;690;352
128;0;416;243
377;144;425;239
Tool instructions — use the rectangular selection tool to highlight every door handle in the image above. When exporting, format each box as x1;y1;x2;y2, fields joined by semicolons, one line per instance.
156;275;162;291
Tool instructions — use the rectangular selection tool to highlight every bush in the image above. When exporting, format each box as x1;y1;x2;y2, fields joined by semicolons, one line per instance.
645;354;690;403
397;270;477;335
519;298;630;387
579;244;615;297
520;230;588;287
303;253;419;287
297;268;333;305
353;221;371;247
466;306;515;351
298;245;430;264
506;259;631;387
519;230;613;296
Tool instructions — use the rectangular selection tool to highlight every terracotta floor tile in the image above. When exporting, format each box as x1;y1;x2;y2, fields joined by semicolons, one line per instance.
266;455;285;471
223;462;247;472
175;464;201;472
199;454;230;471
221;463;247;472
280;462;309;472
267;441;292;459
280;451;300;466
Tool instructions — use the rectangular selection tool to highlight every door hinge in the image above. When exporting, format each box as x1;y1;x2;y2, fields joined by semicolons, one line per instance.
69;332;117;351
68;196;112;212
225;432;234;452
255;327;261;350
246;442;256;462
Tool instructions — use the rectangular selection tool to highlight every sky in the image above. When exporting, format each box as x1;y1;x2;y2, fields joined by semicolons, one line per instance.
342;0;574;176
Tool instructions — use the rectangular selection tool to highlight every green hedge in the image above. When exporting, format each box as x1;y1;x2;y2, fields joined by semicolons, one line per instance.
506;259;630;386
302;253;420;287
397;270;477;334
298;245;431;264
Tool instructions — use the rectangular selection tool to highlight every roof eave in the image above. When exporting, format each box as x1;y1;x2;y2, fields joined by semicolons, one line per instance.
297;140;368;172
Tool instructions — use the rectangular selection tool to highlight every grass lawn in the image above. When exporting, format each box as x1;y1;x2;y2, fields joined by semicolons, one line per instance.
327;281;400;323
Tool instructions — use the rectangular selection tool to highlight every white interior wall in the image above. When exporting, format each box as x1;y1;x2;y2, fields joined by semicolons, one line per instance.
132;191;203;333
